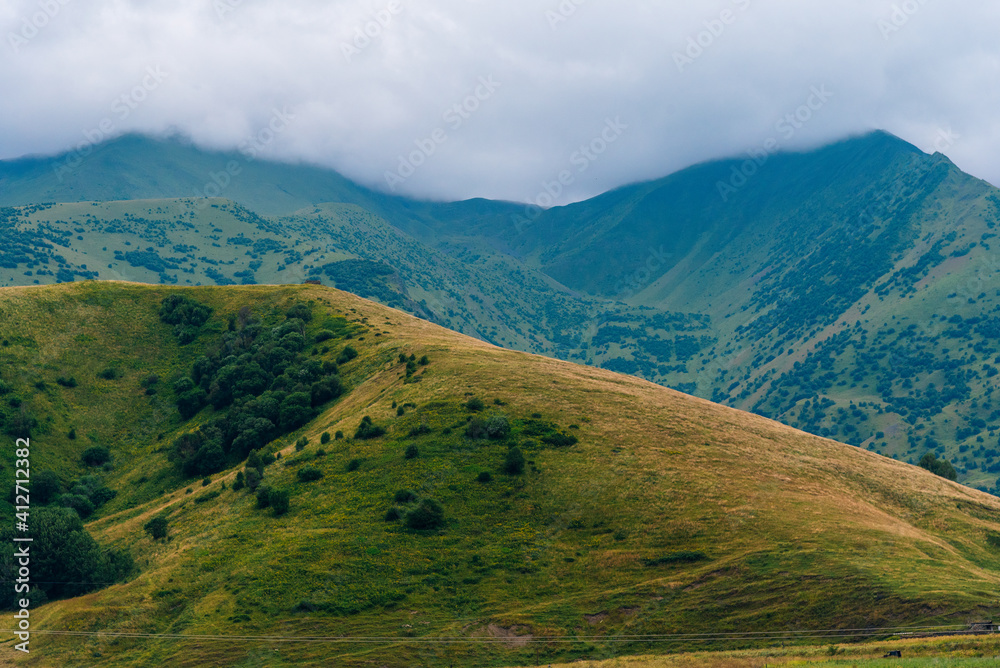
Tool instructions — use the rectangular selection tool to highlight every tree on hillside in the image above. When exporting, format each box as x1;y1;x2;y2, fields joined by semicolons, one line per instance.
919;452;958;481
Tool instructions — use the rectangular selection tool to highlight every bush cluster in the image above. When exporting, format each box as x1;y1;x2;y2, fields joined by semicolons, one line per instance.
167;300;348;477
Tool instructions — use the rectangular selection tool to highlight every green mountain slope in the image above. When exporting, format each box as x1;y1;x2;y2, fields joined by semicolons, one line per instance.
2;282;1000;667
4;132;1000;493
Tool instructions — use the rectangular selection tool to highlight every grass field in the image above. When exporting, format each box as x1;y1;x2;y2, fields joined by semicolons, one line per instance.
1;282;1000;666
514;633;1000;667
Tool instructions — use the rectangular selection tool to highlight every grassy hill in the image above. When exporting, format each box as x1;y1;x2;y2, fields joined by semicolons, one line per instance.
2;282;1000;667
5;132;1000;494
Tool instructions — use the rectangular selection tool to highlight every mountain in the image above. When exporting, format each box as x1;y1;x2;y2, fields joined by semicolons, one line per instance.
3;282;1000;668
3;132;1000;494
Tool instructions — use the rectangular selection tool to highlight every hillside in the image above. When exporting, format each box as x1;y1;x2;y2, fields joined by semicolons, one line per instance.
2;282;1000;667
4;133;1000;493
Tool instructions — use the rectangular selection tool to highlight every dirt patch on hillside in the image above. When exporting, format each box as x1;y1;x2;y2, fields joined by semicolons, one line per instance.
487;624;533;647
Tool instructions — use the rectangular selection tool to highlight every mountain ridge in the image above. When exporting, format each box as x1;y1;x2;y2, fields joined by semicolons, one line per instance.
4;131;1000;496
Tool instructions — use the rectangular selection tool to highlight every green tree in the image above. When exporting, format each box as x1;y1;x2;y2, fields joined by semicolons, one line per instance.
502;446;525;475
81;446;111;466
269;488;290;516
144;516;168;541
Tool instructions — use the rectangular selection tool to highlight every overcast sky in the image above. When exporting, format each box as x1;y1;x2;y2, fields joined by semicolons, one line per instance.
2;0;998;204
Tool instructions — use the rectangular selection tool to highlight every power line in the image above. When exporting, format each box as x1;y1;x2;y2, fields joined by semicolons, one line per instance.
0;624;972;645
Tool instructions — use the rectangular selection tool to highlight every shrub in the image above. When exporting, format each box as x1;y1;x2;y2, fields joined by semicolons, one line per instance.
279;392;315;431
408;423;432;437
336;346;358;364
34;470;61;505
465;397;485;412
194;489;221;504
56;376;78;388
310;376;343;407
346;459;361;472
244;468;262;491
176;389;207;419
485;414;511;440
60;494;95;518
334;430;344;440
418;355;429;366
297;467;324;482
181;440;225;478
919;452;958;481
233;471;246;491
81;446;111;466
477;471;492;483
320;432;330;444
256;485;272;509
4;507;133;605
404;445;419;459
542;432;578;447
286;303;313;322
296;437;309;451
269;488;290;516
68;475;116;509
173;377;196;394
384;507;402;521
67;428;76;440
355;416;385;440
394;489;417;504
315;448;327;458
160;294;212;327
642;551;708;566
144;517;168;541
97;367;121;380
465;417;487;439
406;499;445;530
314;329;335;343
396;406;405;416
502;446;525;475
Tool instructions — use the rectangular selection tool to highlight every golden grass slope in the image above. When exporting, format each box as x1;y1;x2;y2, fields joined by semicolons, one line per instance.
0;282;998;667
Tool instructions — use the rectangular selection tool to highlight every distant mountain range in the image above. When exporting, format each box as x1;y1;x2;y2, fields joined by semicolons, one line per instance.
4;131;1000;491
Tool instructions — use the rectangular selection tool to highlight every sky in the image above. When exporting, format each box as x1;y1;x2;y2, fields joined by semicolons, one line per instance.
1;0;998;205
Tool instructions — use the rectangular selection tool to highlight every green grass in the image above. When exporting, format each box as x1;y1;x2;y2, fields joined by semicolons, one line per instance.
2;282;1000;667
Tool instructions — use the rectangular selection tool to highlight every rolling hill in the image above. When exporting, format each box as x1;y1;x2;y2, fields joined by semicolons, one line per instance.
1;282;1000;667
3;132;1000;494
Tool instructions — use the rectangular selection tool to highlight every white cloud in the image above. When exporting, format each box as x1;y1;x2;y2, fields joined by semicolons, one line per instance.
1;0;998;202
